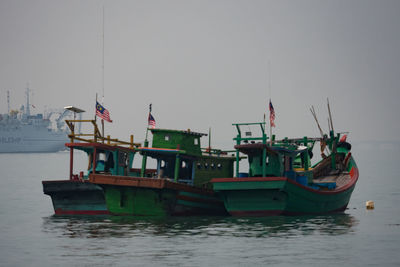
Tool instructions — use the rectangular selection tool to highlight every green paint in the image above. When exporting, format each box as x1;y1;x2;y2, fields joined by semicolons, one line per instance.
141;140;149;177
151;128;205;155
211;121;358;216
174;154;180;182
93;127;237;216
104;186;176;216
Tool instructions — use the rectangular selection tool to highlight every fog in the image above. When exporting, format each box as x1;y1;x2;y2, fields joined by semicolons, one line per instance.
1;0;399;149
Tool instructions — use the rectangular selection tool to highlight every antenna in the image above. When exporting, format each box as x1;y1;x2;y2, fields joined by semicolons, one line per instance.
208;127;211;153
26;83;30;116
268;60;272;99
7;90;10;114
310;106;324;138
102;6;105;104
327;98;334;133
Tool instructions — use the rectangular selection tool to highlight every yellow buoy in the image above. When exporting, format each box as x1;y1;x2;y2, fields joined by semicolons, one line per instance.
366;200;375;210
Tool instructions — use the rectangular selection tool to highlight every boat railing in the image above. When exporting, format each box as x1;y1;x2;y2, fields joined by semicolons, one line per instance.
232;122;268;145
65;119;141;149
201;147;235;156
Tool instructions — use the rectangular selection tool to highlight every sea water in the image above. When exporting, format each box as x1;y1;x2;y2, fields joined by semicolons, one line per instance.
0;143;399;266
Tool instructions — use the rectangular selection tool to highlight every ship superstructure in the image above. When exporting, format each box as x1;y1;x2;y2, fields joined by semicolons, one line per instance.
0;87;74;153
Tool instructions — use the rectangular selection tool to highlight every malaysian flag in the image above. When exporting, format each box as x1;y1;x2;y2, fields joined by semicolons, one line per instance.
269;100;275;127
148;113;156;129
96;101;112;122
148;103;156;129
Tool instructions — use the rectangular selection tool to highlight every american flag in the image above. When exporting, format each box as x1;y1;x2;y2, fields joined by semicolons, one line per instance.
96;101;112;122
269;100;275;127
148;113;156;129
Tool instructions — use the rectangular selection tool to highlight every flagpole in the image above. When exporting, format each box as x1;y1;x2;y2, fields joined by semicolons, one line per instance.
268;61;272;146
269;99;272;146
144;103;152;142
269;121;273;146
95;93;98;121
141;104;152;177
101;119;104;142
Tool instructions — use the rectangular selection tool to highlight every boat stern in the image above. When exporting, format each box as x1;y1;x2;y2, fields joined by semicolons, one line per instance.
211;177;288;216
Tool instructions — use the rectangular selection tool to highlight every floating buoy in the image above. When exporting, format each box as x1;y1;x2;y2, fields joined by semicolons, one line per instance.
366;200;375;210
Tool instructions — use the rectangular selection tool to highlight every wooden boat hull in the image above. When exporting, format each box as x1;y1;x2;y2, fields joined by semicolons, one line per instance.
211;158;359;216
89;174;227;216
42;180;109;215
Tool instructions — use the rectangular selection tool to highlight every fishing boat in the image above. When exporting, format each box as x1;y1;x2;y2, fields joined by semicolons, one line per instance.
211;109;358;216
42;115;145;215
89;128;237;216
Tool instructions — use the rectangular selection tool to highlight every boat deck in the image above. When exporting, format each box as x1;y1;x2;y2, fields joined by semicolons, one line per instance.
312;171;350;189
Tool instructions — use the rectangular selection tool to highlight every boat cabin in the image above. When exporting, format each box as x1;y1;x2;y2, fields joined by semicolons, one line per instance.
232;122;318;183
140;128;236;188
65;119;149;180
232;122;352;190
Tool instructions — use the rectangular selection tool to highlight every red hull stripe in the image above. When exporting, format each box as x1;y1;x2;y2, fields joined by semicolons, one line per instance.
55;208;110;215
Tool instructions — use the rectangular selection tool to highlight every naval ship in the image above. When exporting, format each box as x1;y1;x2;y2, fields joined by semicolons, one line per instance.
0;88;75;153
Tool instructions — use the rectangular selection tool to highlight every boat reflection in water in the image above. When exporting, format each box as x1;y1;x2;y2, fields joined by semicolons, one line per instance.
41;213;358;239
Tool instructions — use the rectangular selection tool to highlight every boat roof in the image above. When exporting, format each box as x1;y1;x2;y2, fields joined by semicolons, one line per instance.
235;143;307;156
66;142;137;153
151;128;207;137
139;146;236;160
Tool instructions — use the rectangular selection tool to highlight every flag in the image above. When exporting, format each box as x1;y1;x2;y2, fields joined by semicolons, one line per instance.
96;101;112;122
148;113;156;129
269;100;275;127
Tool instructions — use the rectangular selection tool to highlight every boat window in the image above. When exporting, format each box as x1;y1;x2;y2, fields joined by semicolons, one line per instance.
165;135;170;141
182;161;187;168
98;152;106;161
105;152;115;171
160;160;166;168
266;156;269;165
211;163;216;169
217;163;222;170
118;151;128;167
197;162;202;169
194;138;199;145
204;162;209;169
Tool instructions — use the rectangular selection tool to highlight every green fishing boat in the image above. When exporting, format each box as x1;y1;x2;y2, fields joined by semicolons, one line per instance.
211;107;358;216
90;128;236;216
43;115;147;215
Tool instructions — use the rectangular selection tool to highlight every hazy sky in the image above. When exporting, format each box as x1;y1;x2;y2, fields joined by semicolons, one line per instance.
1;0;399;148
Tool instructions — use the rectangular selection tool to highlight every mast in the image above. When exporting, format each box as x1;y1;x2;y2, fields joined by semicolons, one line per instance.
141;104;152;177
26;84;30;116
7;90;10;114
208;127;211;154
102;6;105;104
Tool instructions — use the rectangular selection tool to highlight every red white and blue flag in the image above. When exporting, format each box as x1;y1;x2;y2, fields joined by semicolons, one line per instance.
269;100;275;127
96;101;112;122
148;113;156;129
148;103;156;129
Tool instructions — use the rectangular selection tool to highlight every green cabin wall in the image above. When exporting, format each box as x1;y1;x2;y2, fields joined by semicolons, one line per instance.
151;155;235;188
145;128;236;188
193;157;234;188
248;154;283;177
151;129;202;155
